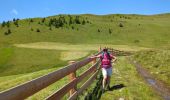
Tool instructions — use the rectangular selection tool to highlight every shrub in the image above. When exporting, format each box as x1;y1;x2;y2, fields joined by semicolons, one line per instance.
82;20;86;25
109;29;112;34
98;29;100;32
6;21;10;28
14;20;19;27
74;16;81;24
8;29;11;34
30;19;34;22
36;28;40;32
41;18;46;23
1;21;6;27
4;29;11;35
72;26;74;30
119;23;123;27
13;18;16;22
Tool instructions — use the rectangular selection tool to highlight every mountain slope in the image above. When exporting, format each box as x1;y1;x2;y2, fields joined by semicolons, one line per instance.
0;14;170;48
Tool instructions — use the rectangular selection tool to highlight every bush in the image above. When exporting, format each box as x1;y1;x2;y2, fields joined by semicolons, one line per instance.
1;21;6;27
109;29;112;34
6;21;10;28
14;20;19;27
98;29;100;32
8;29;11;34
119;23;123;27
30;19;34;22
72;26;74;30
41;18;46;23
36;28;40;32
4;29;11;35
82;20;86;25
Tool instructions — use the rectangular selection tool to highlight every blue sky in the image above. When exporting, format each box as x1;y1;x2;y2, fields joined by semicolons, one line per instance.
0;0;170;22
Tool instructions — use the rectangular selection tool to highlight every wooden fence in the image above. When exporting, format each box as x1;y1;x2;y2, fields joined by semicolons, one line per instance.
0;51;103;100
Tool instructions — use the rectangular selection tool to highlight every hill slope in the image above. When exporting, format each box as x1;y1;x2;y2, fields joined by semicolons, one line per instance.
1;14;170;48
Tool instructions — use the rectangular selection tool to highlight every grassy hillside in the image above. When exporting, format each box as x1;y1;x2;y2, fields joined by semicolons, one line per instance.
101;57;162;100
0;13;170;99
1;14;170;48
132;50;170;86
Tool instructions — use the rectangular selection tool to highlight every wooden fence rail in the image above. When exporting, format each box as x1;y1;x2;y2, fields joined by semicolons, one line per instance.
0;51;102;100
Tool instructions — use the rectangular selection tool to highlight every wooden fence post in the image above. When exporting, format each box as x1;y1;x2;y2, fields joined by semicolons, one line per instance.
92;58;97;70
68;61;77;97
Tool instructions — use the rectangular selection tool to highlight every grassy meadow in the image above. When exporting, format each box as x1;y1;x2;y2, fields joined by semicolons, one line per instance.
0;13;170;99
100;57;162;100
1;14;170;47
132;50;170;86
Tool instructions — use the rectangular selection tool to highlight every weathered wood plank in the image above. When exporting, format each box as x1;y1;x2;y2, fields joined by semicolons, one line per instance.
0;51;102;100
46;60;100;100
69;70;100;100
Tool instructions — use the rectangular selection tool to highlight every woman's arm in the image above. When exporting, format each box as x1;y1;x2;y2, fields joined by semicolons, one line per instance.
112;56;117;62
90;54;101;59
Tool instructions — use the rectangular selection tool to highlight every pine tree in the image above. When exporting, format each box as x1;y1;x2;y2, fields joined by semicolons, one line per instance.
75;16;81;24
14;20;19;27
6;21;10;28
69;17;73;25
13;18;16;22
1;21;6;27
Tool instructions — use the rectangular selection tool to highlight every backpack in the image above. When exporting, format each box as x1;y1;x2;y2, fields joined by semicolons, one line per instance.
101;51;112;65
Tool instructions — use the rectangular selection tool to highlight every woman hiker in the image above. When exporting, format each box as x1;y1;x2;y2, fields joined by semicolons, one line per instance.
91;48;117;92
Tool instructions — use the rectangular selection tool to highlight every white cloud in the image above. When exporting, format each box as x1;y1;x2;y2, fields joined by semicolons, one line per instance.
11;9;18;15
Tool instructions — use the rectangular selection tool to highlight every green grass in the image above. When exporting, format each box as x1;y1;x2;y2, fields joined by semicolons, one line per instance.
0;13;170;99
0;67;57;92
100;57;162;100
1;14;170;48
0;47;64;76
132;50;170;86
0;45;94;99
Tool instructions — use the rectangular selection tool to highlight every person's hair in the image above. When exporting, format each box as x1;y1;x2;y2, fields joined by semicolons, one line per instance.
103;48;108;52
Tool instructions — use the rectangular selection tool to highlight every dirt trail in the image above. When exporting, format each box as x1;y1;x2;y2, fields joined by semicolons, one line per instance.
128;58;170;100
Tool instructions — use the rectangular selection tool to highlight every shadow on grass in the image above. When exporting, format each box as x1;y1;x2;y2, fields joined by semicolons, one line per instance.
84;73;125;100
109;84;125;91
84;74;103;100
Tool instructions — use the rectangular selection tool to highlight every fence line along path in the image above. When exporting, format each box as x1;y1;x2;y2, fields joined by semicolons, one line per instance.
0;49;111;100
